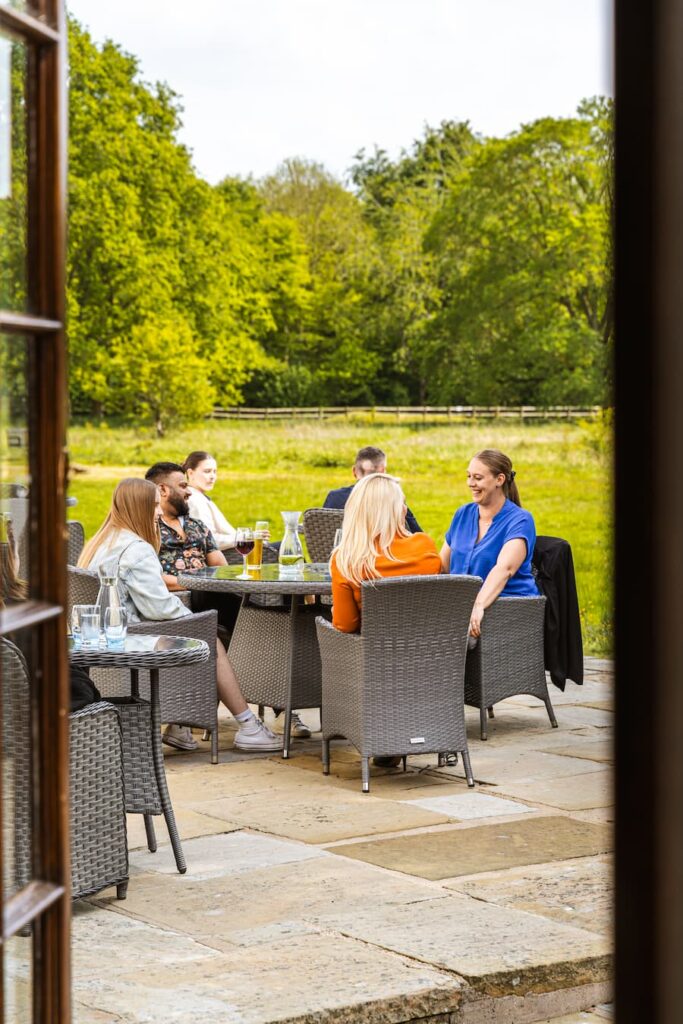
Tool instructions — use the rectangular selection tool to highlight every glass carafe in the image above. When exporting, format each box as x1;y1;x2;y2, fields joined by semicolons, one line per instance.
95;560;125;631
278;511;304;576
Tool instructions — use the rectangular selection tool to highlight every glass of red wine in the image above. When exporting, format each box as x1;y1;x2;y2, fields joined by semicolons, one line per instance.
235;527;255;579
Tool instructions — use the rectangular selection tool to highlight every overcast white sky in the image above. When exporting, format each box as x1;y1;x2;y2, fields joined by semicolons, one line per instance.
66;0;613;185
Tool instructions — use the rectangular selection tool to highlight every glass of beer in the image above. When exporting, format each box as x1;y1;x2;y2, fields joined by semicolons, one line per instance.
247;519;269;570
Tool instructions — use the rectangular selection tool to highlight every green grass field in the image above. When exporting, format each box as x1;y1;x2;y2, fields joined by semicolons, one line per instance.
67;418;612;655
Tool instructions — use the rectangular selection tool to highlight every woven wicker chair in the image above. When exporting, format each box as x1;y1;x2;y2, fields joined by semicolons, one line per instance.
464;595;558;740
316;574;481;793
67;566;220;763
1;639;128;902
67;520;85;565
303;508;344;563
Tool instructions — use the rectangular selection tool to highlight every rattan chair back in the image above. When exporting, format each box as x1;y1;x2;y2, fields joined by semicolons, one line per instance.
67;520;85;565
303;508;344;563
1;638;128;901
464;594;557;739
1;639;32;895
317;573;482;790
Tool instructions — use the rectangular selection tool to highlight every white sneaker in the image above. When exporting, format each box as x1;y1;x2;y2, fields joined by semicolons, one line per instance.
234;716;284;752
162;724;198;751
290;712;311;739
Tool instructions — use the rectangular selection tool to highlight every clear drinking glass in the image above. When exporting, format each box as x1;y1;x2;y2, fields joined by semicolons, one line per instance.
71;603;98;646
104;606;128;649
234;527;255;580
80;612;101;649
247;519;269;570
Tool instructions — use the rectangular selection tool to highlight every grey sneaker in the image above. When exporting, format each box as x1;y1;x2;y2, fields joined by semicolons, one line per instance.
273;709;312;738
290;712;311;739
163;724;198;751
234;717;284;752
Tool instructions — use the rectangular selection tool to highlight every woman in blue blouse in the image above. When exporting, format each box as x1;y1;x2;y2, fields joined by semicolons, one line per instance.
440;449;539;640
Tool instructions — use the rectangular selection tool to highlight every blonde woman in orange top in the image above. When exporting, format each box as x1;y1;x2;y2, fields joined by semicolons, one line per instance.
330;473;442;634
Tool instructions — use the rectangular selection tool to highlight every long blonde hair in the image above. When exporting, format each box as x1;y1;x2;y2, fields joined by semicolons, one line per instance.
333;473;410;587
0;535;28;607
79;478;160;568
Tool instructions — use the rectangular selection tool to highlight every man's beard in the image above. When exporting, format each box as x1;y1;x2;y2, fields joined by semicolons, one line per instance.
169;493;190;517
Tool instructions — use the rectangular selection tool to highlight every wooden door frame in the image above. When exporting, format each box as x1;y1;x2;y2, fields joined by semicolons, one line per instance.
0;1;69;1021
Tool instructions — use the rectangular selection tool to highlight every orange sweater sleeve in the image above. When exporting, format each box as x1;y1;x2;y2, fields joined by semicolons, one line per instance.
330;554;361;633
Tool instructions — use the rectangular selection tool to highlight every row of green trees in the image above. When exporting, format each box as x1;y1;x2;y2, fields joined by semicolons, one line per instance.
2;22;613;431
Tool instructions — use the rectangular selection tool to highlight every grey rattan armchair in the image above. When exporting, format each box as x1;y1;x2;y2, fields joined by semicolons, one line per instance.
67;566;220;763
464;595;558;740
316;574;482;792
303;508;344;562
1;639;128;902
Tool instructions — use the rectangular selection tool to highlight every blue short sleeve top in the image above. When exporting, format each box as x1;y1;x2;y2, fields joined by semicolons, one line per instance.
445;499;539;597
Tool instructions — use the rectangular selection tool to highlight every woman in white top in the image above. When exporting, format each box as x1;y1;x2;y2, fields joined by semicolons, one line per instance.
78;478;282;753
183;452;235;550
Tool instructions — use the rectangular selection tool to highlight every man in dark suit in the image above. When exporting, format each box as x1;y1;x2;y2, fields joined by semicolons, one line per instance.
323;445;423;533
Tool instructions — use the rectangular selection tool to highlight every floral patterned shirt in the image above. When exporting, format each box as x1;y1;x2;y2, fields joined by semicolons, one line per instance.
158;516;218;576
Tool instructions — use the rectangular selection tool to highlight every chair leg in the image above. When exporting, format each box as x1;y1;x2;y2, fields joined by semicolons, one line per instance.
201;729;210;742
480;706;488;740
144;814;157;853
545;696;558;728
402;755;407;772
322;737;330;775
361;757;370;793
258;704;265;720
283;706;292;759
487;706;495;719
210;727;219;765
116;880;129;900
461;748;475;788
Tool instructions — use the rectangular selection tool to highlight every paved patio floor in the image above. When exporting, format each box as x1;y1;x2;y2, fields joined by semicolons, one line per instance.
8;659;614;1022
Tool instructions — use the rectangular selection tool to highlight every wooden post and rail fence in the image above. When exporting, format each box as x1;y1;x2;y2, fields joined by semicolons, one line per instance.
210;404;604;423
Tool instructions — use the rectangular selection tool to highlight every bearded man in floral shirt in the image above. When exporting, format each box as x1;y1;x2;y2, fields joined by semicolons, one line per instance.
144;462;227;585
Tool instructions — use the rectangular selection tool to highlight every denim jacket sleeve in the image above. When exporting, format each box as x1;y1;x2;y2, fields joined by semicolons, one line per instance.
118;541;192;622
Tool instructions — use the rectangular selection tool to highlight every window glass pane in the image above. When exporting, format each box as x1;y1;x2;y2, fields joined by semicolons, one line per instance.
0;32;28;312
0;332;30;603
4;933;32;1023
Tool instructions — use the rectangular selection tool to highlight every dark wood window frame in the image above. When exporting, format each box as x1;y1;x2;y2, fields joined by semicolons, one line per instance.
0;2;69;1022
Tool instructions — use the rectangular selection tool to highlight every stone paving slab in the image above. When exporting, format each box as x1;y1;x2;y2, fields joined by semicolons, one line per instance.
509;682;611;708
489;771;612;812
445;856;612;936
543;1013;610;1023
187;788;451;843
73;932;464;1024
331;816;611;879
403;791;536;820
126;807;238;851
128;830;327;879
97;844;443;949
550;706;613;729
539;740;613;765
322;893;611;997
431;748;606;786
575;701;613;712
